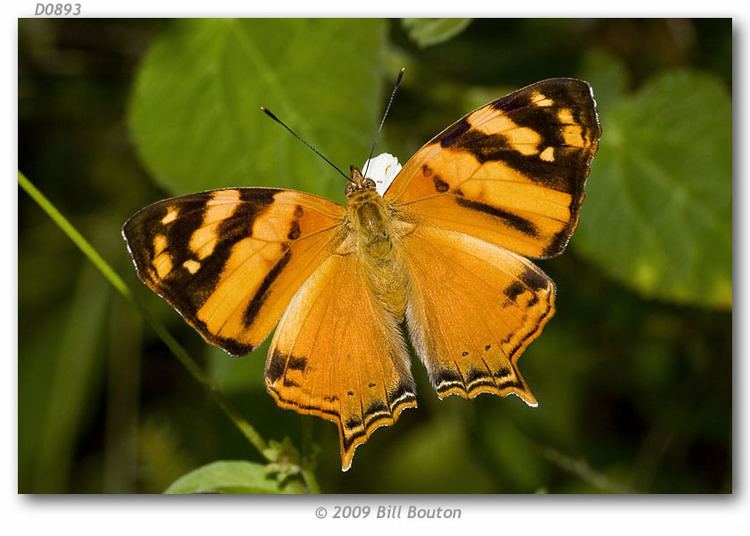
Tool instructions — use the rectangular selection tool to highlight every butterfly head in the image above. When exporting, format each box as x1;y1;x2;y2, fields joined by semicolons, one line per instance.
345;166;377;198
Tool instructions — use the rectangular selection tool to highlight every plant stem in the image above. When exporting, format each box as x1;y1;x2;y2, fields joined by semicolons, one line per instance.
19;171;271;459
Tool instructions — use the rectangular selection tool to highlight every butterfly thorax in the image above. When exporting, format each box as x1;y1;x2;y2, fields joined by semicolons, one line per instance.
348;192;391;257
345;167;395;259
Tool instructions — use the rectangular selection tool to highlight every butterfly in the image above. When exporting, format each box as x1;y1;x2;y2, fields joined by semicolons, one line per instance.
123;78;600;471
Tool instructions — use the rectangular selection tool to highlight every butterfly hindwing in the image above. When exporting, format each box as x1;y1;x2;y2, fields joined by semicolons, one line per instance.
266;252;417;471
123;188;344;355
402;225;555;404
386;78;600;259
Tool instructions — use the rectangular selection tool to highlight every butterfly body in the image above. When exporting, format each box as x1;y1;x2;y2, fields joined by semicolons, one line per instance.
124;78;601;471
343;173;414;320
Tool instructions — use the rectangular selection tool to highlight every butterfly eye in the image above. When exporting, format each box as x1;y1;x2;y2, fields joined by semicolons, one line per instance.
345;182;357;196
364;178;377;189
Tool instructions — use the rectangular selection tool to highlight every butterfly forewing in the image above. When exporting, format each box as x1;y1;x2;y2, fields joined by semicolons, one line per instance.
123;188;344;355
385;78;600;259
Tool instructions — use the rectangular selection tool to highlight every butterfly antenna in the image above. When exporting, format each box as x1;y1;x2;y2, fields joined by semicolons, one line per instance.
363;67;405;179
260;106;351;182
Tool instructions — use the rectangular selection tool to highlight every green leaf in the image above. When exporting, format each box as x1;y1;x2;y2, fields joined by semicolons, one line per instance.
402;18;472;48
578;48;629;114
164;460;304;494
129;19;386;199
575;71;731;308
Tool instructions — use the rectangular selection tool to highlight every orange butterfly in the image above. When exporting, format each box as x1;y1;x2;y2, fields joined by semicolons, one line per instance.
123;78;600;471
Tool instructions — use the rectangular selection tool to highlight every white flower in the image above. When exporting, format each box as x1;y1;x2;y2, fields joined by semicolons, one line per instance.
362;153;402;196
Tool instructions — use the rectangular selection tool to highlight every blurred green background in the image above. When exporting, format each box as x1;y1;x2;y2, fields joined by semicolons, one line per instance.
18;18;731;493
